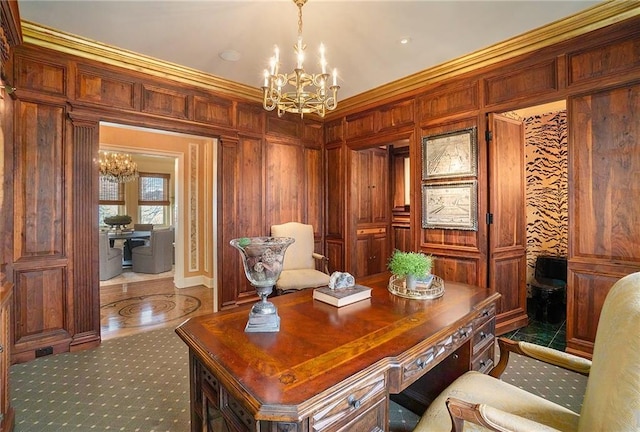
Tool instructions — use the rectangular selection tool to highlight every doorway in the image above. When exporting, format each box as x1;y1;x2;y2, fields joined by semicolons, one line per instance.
503;101;568;291
493;100;568;335
97;122;218;338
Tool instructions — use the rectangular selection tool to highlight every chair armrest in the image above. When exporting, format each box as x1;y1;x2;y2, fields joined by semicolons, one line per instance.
446;398;562;432
312;253;330;274
489;338;591;378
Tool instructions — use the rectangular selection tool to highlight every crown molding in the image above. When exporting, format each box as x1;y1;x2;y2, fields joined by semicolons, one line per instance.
19;1;640;118
21;20;263;103
329;0;640;118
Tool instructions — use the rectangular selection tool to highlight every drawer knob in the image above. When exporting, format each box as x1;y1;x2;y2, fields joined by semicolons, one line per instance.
482;310;490;317
348;395;361;409
416;359;425;369
480;332;487;339
480;360;486;367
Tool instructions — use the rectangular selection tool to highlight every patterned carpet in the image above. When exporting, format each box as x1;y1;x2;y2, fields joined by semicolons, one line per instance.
10;327;587;431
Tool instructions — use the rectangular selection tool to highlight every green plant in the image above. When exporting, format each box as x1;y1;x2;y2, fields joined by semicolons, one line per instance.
387;250;433;277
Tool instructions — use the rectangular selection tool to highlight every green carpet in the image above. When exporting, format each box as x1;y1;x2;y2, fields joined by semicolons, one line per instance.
10;327;586;431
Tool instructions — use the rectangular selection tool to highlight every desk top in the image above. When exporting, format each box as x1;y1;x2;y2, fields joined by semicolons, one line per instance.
176;272;498;419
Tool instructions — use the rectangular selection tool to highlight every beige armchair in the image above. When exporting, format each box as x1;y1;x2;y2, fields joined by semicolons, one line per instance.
131;228;174;274
270;222;330;294
99;231;123;281
414;271;640;432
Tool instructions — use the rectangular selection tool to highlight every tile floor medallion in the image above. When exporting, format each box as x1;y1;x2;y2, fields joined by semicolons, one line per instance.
101;294;201;330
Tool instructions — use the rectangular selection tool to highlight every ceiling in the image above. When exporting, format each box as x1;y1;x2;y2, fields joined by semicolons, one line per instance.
18;1;602;100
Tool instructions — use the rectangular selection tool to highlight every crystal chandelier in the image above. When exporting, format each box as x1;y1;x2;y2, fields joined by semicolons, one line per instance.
99;151;139;183
262;0;339;118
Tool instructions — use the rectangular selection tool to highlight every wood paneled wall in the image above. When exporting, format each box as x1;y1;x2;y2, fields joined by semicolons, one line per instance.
6;43;324;361
324;15;640;354
3;6;640;363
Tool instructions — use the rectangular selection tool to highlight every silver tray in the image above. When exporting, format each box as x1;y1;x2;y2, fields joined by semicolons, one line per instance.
388;274;445;299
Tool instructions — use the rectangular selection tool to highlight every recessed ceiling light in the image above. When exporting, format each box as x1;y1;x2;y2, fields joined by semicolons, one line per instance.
219;50;241;62
400;38;411;45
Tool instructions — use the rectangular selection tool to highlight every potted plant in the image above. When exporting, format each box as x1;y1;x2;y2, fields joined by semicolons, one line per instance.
387;250;433;290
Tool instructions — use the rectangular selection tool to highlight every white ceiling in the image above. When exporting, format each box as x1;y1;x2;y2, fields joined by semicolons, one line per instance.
18;0;601;100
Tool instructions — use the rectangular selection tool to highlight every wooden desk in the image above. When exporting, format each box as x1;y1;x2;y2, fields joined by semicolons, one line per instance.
176;273;500;432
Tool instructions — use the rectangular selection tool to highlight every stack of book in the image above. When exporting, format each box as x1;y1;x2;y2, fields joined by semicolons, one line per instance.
313;284;372;307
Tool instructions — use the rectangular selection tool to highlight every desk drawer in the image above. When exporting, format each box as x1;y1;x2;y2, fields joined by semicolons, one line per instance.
402;324;472;385
472;342;495;374
472;303;496;329
311;373;386;432
472;318;495;357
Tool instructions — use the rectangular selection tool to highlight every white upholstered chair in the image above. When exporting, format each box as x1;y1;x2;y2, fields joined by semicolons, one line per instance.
131;228;174;274
414;271;640;432
99;231;123;281
270;222;330;294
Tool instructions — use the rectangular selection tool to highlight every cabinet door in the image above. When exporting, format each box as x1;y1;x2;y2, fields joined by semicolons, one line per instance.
354;151;373;224
370;149;389;224
369;234;388;275
355;235;371;279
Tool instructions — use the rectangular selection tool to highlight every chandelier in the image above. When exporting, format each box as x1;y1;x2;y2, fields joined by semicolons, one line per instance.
99;151;139;183
262;0;339;118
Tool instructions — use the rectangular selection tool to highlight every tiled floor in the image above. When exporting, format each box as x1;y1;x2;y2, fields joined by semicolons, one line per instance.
503;297;567;351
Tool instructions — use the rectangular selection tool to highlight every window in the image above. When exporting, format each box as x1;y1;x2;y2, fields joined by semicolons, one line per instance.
99;177;124;225
138;172;171;225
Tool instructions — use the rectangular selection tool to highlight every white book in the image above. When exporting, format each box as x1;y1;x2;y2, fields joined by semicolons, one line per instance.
313;285;372;307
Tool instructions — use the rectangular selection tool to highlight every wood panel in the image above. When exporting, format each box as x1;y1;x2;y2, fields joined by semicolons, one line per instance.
0;277;14;431
76;66;137;109
431;256;479;286
326;146;344;238
345;111;376;140
14;54;66;96
14;101;65;259
567;83;640;356
265;140;303;227
302;120;323;146
570;85;640;263
325;240;344;274
568;38;640;87
417;80;479;122
484;60;558;106
267;115;299;138
325;119;343;145
236;103;264;133
193;95;233;127
305;147;323;236
218;137;241;309
378;100;414;132
141;84;189;119
566;270;616;356
235;135;265;302
14;267;65;340
488;114;527;334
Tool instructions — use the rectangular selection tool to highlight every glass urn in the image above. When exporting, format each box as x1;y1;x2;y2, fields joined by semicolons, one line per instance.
230;236;294;332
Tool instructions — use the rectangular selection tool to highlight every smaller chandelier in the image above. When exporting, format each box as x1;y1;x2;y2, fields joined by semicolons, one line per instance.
99;151;139;183
262;0;339;118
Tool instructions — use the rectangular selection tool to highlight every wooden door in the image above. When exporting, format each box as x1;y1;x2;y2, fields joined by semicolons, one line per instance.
354;151;372;225
487;113;528;334
567;83;640;357
370;149;389;224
